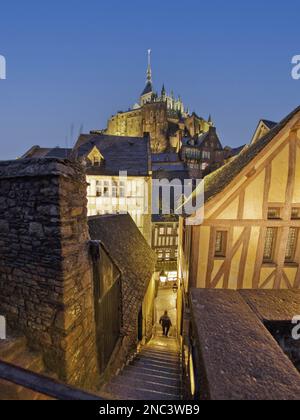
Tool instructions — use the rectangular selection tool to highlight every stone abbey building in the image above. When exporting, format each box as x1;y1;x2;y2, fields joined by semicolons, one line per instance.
105;51;213;153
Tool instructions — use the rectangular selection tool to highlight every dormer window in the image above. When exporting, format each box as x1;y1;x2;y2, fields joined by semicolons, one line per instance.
93;156;101;166
87;146;104;167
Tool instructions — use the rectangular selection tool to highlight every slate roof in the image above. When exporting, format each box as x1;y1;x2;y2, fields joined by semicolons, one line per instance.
141;81;153;96
73;133;151;176
203;106;300;203
152;153;180;163
182;127;223;149
21;146;72;159
224;145;246;159
88;214;156;293
262;119;278;130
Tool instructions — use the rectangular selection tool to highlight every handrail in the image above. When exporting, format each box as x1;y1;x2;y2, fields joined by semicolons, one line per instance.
0;360;105;400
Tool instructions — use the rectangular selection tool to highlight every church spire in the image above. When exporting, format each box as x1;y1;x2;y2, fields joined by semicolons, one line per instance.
147;49;152;83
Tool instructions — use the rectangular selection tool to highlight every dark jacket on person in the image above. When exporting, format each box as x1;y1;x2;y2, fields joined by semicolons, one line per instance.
160;315;172;328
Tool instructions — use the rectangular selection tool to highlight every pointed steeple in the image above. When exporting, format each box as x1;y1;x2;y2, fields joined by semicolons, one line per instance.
141;49;153;99
147;49;152;83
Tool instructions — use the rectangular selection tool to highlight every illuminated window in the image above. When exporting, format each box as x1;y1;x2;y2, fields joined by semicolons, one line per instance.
111;181;117;198
93;155;101;166
103;181;110;197
202;151;211;159
215;231;227;258
292;208;300;220
268;207;281;219
285;228;298;263
96;180;103;197
263;228;277;263
119;181;126;198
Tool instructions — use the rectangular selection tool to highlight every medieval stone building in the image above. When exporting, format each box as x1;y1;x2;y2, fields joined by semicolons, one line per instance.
106;51;214;154
22;134;153;245
0;158;156;396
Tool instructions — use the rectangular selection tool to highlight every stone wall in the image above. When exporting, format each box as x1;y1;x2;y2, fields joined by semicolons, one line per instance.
189;289;300;400
0;159;99;390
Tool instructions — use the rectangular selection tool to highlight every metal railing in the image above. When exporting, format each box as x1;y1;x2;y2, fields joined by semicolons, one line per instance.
0;360;105;400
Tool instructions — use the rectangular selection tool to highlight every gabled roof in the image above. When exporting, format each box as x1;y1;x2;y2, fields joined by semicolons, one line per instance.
224;145;246;159
261;119;278;130
204;106;300;203
88;214;156;293
250;119;278;144
182;126;223;149
73;133;151;176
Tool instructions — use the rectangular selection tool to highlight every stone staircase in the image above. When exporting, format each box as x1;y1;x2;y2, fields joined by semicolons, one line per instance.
0;335;53;400
103;337;183;400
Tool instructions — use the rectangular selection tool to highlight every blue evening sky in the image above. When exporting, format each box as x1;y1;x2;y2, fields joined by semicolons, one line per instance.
0;0;299;159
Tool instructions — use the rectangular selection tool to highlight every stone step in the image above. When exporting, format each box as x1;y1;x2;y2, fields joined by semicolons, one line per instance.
146;349;181;359
139;352;181;365
0;336;27;363
136;356;181;370
147;344;179;352
105;382;181;401
141;348;180;359
111;376;181;396
132;359;180;374
124;365;180;380
120;369;182;387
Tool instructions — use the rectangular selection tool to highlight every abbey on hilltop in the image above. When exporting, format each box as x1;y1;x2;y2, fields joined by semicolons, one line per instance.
105;50;213;153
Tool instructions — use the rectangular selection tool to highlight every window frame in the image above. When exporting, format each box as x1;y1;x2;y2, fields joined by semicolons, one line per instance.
214;230;228;258
267;207;282;220
263;227;278;264
285;227;299;264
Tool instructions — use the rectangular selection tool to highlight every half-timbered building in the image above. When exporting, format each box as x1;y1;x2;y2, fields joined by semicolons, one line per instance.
179;106;300;290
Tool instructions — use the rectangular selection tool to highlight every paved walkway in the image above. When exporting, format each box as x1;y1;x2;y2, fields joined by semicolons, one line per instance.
155;286;178;338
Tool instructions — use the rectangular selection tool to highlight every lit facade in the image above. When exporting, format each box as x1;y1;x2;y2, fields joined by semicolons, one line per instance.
106;51;213;153
87;175;152;244
179;107;300;291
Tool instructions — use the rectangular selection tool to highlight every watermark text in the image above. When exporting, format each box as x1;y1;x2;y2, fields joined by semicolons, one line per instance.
292;315;300;340
0;316;6;340
292;55;300;80
0;55;6;80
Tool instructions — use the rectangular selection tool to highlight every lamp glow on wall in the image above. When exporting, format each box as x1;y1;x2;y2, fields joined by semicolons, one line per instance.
160;270;168;283
173;282;179;294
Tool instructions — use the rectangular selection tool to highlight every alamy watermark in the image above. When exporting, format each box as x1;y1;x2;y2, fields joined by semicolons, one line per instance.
292;55;300;80
0;55;6;80
92;171;205;221
292;316;300;340
0;316;6;340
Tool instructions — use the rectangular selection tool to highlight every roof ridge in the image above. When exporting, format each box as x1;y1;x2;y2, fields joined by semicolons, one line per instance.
203;105;300;203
